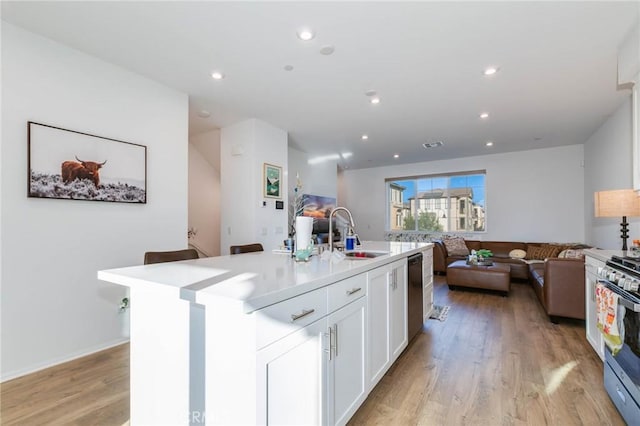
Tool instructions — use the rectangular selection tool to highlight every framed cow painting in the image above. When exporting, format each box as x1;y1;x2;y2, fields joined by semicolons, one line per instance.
27;122;147;203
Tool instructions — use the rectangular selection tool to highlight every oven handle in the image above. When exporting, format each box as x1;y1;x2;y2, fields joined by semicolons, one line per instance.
598;280;640;312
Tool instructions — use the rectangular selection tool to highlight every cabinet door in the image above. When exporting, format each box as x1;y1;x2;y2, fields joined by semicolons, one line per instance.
256;319;327;425
390;260;408;362
585;258;605;361
366;265;391;389
326;297;367;426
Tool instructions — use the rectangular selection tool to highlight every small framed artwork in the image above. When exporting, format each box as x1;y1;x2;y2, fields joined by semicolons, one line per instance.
263;163;282;199
27;121;147;203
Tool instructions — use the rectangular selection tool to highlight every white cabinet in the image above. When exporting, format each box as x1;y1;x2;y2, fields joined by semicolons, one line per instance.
389;260;408;361
585;254;605;361
366;259;408;390
423;247;434;321
257;274;367;426
326;297;367;426
257;319;327;425
366;265;391;388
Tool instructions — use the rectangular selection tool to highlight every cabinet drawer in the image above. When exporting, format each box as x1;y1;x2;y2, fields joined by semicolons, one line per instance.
328;274;367;313
255;287;328;349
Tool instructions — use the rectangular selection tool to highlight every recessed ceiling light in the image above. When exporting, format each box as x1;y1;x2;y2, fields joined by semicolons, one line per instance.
393;154;399;159
197;110;211;118
486;141;494;147
370;97;381;105
319;45;335;55
361;134;369;140
479;112;489;119
211;71;225;80
284;65;294;71
483;67;499;76
297;28;315;41
365;90;377;97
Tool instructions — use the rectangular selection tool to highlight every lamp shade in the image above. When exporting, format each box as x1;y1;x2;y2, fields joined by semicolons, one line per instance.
594;189;640;217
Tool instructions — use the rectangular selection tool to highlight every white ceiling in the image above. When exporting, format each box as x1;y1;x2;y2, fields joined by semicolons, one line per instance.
2;1;638;170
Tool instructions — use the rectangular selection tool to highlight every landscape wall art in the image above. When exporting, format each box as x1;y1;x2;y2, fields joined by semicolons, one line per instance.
27;121;147;203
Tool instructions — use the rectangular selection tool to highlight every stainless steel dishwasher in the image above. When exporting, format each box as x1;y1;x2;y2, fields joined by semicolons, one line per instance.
407;253;424;342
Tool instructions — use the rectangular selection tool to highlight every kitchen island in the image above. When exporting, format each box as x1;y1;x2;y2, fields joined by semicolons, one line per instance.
98;241;433;425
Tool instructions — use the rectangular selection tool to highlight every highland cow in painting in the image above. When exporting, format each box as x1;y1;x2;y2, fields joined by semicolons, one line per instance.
28;121;146;203
61;156;107;187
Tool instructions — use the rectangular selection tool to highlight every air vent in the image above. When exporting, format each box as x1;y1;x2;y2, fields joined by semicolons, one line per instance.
423;141;444;149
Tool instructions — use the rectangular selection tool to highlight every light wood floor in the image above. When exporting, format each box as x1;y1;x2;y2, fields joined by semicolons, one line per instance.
1;342;129;425
349;276;625;425
1;277;624;425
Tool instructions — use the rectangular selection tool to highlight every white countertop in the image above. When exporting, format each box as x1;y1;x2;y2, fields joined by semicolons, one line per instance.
584;248;627;263
98;241;432;312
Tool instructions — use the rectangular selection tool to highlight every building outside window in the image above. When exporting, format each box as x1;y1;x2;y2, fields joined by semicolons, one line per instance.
388;183;409;231
386;171;486;232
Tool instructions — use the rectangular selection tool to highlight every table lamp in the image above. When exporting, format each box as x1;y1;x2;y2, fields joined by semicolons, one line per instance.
594;189;640;251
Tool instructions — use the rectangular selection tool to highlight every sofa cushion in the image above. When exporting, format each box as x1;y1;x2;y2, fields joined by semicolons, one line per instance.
478;241;527;258
443;237;470;256
526;245;561;260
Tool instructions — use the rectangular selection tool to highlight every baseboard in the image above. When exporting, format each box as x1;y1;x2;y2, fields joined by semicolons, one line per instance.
1;337;129;383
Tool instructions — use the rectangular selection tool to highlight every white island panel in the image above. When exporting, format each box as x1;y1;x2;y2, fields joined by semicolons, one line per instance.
98;241;432;425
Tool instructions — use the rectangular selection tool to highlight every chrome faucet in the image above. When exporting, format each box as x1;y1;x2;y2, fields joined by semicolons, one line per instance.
328;207;355;252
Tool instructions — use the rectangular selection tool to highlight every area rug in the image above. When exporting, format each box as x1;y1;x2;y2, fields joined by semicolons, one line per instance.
429;305;450;321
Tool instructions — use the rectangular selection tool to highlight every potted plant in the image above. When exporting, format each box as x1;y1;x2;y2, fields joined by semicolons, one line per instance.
468;249;493;266
476;249;493;260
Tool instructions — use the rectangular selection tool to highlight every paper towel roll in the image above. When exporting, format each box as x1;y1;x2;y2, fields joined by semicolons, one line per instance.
295;216;314;251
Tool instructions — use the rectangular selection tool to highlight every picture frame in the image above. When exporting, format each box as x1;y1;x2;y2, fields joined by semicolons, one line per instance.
263;163;282;199
27;121;147;203
302;194;336;218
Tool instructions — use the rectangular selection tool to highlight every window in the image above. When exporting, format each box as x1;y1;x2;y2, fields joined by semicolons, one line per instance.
386;171;486;232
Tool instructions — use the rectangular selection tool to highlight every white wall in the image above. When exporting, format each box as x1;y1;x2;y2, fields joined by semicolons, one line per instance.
584;97;634;249
339;145;585;243
1;23;189;380
189;129;221;256
220;119;288;254
288;147;338;199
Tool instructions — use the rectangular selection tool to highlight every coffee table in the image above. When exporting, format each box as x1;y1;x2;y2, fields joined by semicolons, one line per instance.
446;260;511;296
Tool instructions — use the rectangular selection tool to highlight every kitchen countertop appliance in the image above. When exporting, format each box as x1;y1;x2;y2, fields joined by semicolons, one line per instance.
598;255;640;424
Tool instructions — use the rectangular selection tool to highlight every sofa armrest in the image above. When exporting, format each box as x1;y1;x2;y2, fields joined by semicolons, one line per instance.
543;258;585;320
433;240;448;274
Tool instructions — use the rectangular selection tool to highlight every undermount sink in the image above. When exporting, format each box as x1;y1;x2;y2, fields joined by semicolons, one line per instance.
344;250;389;259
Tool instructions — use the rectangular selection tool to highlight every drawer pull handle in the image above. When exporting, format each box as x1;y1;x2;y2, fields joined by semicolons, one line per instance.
346;287;362;296
291;308;315;322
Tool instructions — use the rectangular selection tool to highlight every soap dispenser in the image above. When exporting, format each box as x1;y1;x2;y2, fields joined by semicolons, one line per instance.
345;227;356;251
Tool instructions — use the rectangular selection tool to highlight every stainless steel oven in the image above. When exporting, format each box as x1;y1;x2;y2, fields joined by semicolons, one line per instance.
598;255;640;424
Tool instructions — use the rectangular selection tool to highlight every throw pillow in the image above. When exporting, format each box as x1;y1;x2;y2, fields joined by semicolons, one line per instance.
558;249;586;259
509;249;526;259
526;245;561;260
443;237;469;256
